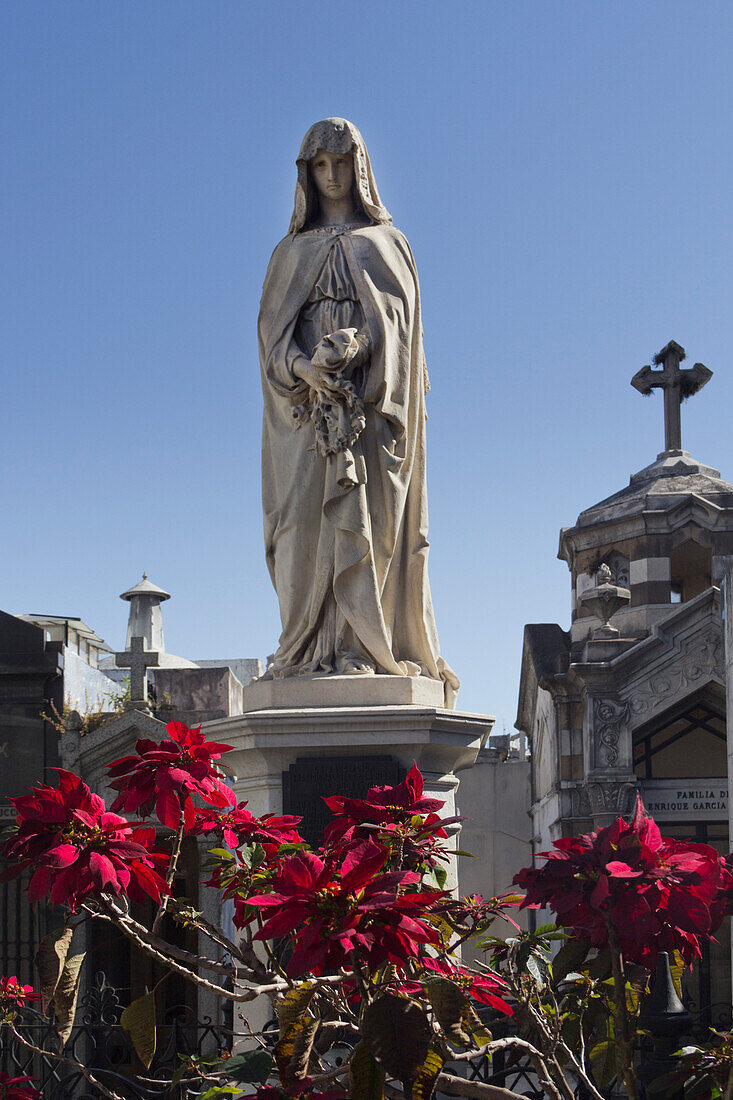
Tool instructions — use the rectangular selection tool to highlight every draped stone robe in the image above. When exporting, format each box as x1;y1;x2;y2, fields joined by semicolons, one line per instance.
258;221;457;705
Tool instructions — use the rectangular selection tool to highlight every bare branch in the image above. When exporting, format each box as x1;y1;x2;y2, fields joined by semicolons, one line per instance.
436;1072;534;1100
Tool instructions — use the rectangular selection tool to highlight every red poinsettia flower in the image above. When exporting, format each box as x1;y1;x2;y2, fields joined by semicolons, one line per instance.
324;763;445;841
0;977;36;1007
514;794;731;968
107;721;235;831
248;838;444;976
193;800;303;852
322;764;457;876
0;1073;43;1100
0;976;38;1022
1;770;168;912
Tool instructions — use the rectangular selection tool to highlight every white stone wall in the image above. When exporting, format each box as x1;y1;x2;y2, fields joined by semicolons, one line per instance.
457;751;532;966
457;752;531;897
63;647;120;713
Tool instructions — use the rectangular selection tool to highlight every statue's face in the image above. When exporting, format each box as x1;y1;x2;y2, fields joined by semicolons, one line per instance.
309;148;354;202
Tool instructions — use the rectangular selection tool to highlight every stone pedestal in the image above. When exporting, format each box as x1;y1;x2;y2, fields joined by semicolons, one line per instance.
203;684;494;1034
238;673;446;711
203;702;494;883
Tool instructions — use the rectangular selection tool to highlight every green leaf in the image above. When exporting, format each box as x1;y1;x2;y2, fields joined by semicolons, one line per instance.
120;990;157;1070
462;1003;492;1049
361;994;431;1087
526;953;546;983
207;848;235;861
35;926;74;1016
432;864;448;889
223;1050;274;1086
587;947;612;980
52;952;85;1048
552;937;591;985
589;1038;617;1089
669;951;685;998
685;1072;718;1100
169;1060;190;1090
350;1041;386;1100
413;1044;445;1100
533;923;560;936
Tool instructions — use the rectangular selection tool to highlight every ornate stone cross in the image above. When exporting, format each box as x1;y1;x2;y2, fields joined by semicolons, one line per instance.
115;635;159;710
631;340;712;454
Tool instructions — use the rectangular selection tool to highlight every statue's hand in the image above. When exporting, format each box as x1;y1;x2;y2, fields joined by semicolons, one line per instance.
293;358;340;398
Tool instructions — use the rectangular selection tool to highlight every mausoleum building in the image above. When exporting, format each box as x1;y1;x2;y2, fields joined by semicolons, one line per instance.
516;341;731;1018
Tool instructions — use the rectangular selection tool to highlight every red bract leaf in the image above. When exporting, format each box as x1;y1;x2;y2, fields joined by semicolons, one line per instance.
0;1070;43;1099
662;890;711;934
44;844;79;869
88;851;117;888
340;839;387;888
156;789;182;830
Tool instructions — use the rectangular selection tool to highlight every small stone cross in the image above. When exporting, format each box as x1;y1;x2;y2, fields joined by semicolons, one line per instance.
115;635;159;709
631;340;712;454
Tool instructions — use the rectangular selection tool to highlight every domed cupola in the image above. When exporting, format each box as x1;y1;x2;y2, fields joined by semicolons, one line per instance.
559;341;733;655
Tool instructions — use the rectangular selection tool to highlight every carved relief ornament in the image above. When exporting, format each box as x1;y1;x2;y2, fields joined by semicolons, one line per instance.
592;697;629;769
624;627;724;723
571;780;637;818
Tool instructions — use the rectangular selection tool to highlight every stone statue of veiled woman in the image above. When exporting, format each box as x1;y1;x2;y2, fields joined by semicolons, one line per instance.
258;118;458;707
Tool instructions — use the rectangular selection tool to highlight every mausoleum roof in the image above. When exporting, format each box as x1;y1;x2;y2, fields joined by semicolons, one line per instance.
573;452;733;531
19;614;112;651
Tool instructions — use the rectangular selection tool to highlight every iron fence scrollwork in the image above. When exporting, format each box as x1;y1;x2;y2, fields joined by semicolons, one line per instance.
1;971;231;1099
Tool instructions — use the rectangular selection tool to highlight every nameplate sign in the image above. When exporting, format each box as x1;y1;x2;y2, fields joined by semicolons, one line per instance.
640;778;728;820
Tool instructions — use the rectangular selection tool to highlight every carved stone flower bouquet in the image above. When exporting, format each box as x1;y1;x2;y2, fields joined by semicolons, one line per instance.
292;327;367;457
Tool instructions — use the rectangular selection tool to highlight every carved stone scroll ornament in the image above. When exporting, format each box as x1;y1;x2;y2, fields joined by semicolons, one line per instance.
592;697;629;769
626;627;724;722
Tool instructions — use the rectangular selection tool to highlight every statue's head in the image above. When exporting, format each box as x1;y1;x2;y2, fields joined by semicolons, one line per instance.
289;118;392;234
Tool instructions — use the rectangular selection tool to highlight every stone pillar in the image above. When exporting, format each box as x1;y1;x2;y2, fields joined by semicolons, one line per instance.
725;569;733;1001
583;693;637;828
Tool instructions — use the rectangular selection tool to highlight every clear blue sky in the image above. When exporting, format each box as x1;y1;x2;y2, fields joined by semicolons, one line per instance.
3;2;733;731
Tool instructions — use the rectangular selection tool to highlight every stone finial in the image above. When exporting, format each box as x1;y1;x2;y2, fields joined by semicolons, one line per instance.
579;569;631;639
631;340;712;456
597;563;612;586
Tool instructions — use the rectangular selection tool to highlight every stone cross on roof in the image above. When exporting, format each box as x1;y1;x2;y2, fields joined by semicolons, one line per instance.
631;340;712;455
115;635;159;710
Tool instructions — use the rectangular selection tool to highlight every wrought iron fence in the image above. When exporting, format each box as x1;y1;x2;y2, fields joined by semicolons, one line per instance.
1;971;231;1099
459;1014;546;1099
7;971;727;1100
